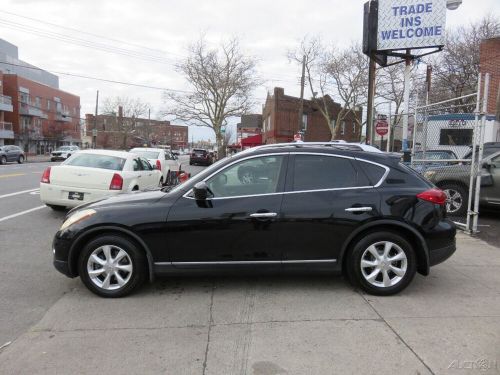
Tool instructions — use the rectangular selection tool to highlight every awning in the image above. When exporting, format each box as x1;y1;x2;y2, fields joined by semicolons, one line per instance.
241;134;262;147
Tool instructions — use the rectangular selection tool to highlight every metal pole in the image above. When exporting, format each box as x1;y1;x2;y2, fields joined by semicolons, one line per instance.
366;54;376;145
472;73;490;234
298;55;306;140
386;102;391;152
93;90;99;149
466;73;482;233
402;50;411;151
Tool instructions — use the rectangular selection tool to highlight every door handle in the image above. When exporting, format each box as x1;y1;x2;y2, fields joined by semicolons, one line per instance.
345;207;372;213
249;212;277;218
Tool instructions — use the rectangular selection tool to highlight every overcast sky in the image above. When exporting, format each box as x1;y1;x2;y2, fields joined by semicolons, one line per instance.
1;0;498;141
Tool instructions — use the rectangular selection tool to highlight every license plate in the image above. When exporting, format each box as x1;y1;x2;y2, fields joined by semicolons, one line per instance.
68;191;84;200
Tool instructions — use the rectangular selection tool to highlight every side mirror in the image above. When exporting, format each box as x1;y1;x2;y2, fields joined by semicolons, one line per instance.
193;181;209;201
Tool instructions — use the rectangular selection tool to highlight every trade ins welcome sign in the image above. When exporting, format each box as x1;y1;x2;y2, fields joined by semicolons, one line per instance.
377;0;446;51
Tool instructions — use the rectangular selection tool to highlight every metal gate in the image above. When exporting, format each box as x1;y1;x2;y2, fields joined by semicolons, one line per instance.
411;73;491;234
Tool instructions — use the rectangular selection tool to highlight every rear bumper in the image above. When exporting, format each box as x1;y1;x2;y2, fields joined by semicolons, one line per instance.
429;240;456;266
190;157;211;165
40;183;120;208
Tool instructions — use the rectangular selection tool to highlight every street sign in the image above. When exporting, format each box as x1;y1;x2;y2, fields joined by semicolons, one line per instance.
375;120;389;136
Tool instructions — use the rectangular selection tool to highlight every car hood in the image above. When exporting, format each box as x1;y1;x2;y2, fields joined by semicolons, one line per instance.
424;164;471;173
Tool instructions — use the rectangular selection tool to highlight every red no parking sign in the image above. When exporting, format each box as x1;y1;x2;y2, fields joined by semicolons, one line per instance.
375;120;389;136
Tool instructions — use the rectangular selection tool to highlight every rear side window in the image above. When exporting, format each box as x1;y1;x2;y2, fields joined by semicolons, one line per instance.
291;155;357;191
64;154;126;171
357;161;386;186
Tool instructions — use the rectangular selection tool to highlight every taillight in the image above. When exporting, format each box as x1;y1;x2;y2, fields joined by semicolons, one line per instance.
417;188;447;205
156;160;161;170
41;167;51;183
109;173;123;190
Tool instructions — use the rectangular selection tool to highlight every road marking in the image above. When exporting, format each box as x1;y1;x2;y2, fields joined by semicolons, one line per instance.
0;205;46;223
0;188;40;199
0;173;25;178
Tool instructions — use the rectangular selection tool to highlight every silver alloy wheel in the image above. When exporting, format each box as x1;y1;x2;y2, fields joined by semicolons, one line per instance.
360;241;408;288
443;188;462;214
86;245;133;291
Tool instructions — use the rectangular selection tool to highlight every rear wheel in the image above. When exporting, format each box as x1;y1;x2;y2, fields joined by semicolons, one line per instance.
78;235;146;298
46;204;66;211
347;231;417;296
18;155;25;164
0;156;6;164
440;183;468;216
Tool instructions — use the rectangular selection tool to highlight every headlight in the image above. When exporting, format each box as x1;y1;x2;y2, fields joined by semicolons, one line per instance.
60;209;96;231
423;170;436;180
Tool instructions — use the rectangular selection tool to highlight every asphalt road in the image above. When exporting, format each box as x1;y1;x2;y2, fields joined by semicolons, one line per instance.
0;156;205;346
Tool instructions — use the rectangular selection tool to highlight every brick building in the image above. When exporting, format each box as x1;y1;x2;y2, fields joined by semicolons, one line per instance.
261;87;362;144
479;37;500;118
0;39;80;152
84;113;188;150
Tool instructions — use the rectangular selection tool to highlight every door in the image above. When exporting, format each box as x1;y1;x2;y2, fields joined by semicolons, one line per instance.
139;157;157;188
6;146;15;162
279;153;382;265
165;154;288;266
483;152;500;205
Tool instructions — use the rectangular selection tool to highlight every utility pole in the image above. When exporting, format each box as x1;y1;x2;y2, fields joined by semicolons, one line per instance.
298;55;306;140
147;108;151;147
366;54;376;145
93;90;99;149
402;50;411;152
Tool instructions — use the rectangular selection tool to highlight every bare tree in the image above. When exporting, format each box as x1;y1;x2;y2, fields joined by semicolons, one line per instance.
163;37;259;157
101;96;151;148
325;42;369;140
429;15;500;110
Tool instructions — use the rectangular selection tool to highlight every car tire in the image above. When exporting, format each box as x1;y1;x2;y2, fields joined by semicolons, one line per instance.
347;231;417;296
18;155;25;164
0;155;6;165
439;183;468;216
78;235;146;298
46;204;67;211
159;177;164;187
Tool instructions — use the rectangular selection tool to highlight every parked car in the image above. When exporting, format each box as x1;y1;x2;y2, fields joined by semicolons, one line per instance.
423;150;500;215
51;145;80;161
129;147;180;185
462;142;500;161
52;142;456;298
40;149;162;210
0;145;25;164
408;150;458;174
189;148;213;166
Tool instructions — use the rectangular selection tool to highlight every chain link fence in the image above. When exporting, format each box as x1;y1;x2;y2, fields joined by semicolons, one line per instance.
411;74;491;233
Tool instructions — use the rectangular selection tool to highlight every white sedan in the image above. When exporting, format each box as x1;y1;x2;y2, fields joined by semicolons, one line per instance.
40;149;163;210
129;147;180;184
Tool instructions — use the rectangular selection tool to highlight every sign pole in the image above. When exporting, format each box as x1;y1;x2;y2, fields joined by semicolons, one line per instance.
386;101;391;152
402;50;411;152
366;53;376;145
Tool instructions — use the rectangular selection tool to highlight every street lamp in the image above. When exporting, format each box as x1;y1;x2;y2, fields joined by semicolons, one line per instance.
446;0;462;10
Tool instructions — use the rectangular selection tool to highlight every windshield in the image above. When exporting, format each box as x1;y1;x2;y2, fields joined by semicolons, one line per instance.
58;146;72;151
64;154;126;171
414;151;455;160
130;150;160;159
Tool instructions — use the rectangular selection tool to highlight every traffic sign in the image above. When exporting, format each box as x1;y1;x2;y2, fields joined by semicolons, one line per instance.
375;120;389;136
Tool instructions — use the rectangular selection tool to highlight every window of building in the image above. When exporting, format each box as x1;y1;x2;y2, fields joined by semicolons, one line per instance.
302;114;308;130
439;129;473;146
35;97;41;108
340;121;346;135
352;122;357;134
47;100;51;110
291;154;357;191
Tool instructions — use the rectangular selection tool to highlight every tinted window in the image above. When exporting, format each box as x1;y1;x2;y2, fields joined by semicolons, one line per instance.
132;159;143;171
291;155;357;191
439;129;473;146
64;154;126;171
140;158;152;170
357;161;386;185
206;155;284;197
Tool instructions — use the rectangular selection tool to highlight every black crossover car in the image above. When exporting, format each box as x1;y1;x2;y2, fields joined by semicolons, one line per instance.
52;143;456;297
189;148;213;166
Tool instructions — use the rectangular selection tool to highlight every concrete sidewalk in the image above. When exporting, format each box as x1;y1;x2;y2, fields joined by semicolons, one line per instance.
25;155;52;163
1;233;499;375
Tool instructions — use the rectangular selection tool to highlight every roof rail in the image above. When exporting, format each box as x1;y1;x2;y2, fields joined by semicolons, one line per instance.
242;141;382;153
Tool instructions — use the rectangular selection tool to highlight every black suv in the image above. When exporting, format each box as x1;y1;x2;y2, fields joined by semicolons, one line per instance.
189;148;213;166
0;145;25;164
52;143;456;297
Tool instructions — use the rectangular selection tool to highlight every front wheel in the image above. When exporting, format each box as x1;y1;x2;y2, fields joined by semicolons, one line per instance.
78;235;146;298
347;231;417;296
18;155;25;164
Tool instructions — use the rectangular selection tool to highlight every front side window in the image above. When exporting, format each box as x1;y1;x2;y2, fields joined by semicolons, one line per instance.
291;154;358;191
206;155;285;198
